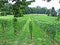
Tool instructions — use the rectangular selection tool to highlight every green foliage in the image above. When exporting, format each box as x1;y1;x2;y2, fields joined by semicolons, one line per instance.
46;0;51;2
5;3;13;15
0;19;6;33
51;7;57;16
0;0;35;17
25;6;47;14
46;9;50;16
29;21;32;30
0;0;8;16
12;0;35;17
32;14;60;44
44;0;60;3
0;14;60;45
0;15;27;40
13;17;17;35
57;9;60;20
29;21;32;40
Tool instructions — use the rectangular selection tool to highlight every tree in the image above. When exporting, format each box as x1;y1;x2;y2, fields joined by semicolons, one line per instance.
46;9;50;16
44;0;60;2
24;6;48;14
44;0;51;2
0;0;8;16
5;3;13;15
24;7;31;14
58;9;60;15
51;7;57;16
36;6;41;14
12;0;35;17
40;7;47;14
57;9;60;20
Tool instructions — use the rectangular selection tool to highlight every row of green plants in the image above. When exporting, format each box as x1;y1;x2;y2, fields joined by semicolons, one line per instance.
32;21;51;45
0;17;27;40
33;17;60;45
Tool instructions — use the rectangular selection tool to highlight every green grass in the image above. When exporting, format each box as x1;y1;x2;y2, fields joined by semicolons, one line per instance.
0;14;60;45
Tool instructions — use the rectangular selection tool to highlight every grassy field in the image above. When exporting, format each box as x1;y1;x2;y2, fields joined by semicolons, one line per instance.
0;14;60;45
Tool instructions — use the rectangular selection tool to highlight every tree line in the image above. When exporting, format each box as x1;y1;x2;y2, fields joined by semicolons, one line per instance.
0;3;60;17
0;0;35;17
24;6;60;17
0;0;60;20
